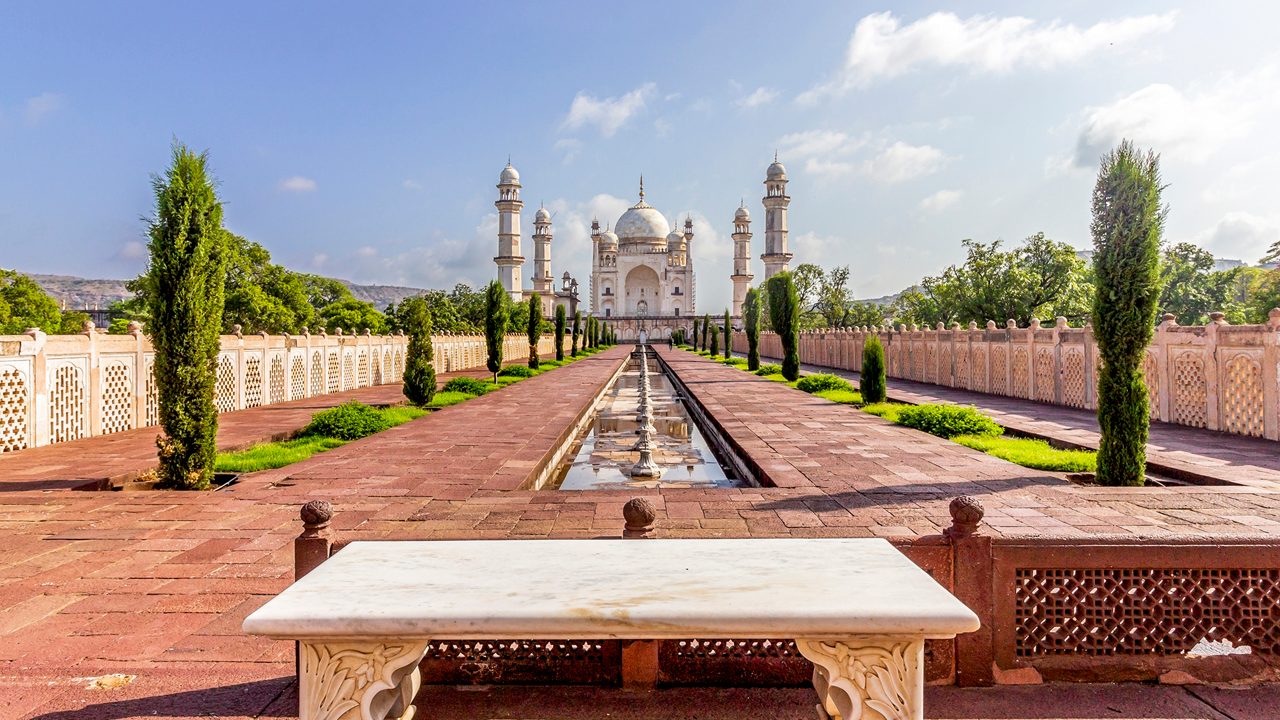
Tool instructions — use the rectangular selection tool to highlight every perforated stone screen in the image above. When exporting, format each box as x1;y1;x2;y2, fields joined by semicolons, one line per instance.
1015;567;1280;657
419;640;619;685
0;364;31;452
101;362;134;435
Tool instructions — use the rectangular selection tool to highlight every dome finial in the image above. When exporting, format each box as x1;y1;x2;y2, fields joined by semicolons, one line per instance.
774;149;778;163
639;174;645;201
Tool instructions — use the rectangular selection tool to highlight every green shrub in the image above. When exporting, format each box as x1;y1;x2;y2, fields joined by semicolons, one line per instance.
499;365;537;378
862;402;905;423
400;296;436;406
442;376;493;396
300;401;393;441
895;404;1002;439
860;335;886;404
755;363;783;376
427;390;475;408
954;435;1097;472
796;373;854;394
816;388;863;405
721;356;748;367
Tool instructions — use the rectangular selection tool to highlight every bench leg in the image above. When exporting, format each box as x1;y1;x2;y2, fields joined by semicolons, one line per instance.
795;637;924;720
298;640;429;720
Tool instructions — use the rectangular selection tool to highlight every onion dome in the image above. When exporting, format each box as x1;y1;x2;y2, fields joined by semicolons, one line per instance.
534;206;551;223
500;162;520;184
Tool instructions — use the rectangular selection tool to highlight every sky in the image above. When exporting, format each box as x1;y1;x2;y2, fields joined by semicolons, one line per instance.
3;1;1279;309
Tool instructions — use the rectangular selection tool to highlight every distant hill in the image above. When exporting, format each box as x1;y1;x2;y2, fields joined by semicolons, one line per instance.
28;273;430;310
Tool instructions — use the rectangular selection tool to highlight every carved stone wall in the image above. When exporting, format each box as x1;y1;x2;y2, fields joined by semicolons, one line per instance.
737;312;1280;441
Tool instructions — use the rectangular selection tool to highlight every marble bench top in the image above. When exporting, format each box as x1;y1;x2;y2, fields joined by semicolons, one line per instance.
243;538;979;641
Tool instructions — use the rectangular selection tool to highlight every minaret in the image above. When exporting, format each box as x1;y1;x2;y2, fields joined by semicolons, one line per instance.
494;160;524;301
730;202;753;318
761;153;792;280
684;215;696;315
532;205;554;295
589;218;601;314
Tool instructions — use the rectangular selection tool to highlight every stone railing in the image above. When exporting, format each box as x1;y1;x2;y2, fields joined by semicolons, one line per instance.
0;328;555;454
734;309;1280;441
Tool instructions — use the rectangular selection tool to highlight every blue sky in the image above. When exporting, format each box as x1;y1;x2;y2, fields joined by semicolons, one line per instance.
3;1;1279;308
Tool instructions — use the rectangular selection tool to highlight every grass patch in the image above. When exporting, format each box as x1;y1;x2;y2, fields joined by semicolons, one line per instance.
954;435;1097;473
498;365;537;378
795;373;854;394
895;404;1002;439
426;390;476;408
761;372;787;383
861;402;905;423
215;436;347;473
815;388;863;405
379;406;429;425
494;376;523;386
441;377;496;395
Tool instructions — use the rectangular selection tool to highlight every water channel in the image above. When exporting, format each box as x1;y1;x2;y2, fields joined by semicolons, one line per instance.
542;348;749;490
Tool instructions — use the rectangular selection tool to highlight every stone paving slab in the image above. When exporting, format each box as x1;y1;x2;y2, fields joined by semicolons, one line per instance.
792;358;1280;489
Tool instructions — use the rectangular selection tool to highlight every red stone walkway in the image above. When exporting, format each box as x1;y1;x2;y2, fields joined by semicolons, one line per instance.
2;346;1279;718
794;359;1280;489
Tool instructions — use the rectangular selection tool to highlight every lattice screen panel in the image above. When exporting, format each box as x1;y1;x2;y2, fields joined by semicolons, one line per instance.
954;347;968;389
1221;354;1264;437
1012;347;1029;399
357;353;369;388
372;351;383;385
419;640;619;685
1061;349;1086;408
269;355;286;404
144;359;158;427
0;364;30;452
326;353;339;393
990;346;1007;395
101;362;134;434
244;356;264;408
1015;567;1280;657
342;355;354;390
394;349;404;376
311;352;324;396
50;364;86;444
1172;353;1208;428
382;351;392;384
215;355;237;414
1034;349;1055;403
972;347;987;392
290;356;307;400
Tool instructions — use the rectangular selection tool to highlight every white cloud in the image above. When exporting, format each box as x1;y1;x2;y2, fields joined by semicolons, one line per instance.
23;92;64;125
777;130;868;179
863;142;947;183
654;117;673;138
737;87;779;109
356;246;378;258
561;82;656;138
1071;67;1275;167
402;179;423;190
311;253;329;269
1194;212;1280;262
279;176;317;192
919;189;963;212
800;11;1176;101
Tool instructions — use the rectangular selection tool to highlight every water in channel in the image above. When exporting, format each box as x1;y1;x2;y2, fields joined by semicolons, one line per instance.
544;352;746;490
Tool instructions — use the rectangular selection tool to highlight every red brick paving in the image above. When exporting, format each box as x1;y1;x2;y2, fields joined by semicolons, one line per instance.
2;345;1279;718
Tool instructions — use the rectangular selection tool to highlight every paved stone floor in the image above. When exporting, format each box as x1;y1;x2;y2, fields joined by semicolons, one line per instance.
791;359;1280;489
2;346;1278;718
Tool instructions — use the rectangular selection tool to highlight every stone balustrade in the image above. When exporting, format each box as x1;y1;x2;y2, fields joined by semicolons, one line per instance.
734;309;1280;441
0;328;556;454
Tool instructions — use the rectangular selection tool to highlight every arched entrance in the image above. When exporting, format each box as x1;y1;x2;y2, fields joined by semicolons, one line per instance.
624;265;661;315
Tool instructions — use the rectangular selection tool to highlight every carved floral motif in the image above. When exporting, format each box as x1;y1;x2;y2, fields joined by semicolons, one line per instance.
796;637;922;720
300;641;428;720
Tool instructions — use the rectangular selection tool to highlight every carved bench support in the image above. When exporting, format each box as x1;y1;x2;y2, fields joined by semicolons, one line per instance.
299;641;429;720
796;637;924;720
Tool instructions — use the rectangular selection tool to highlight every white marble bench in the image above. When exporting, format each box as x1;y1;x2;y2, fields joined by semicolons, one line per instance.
243;538;979;720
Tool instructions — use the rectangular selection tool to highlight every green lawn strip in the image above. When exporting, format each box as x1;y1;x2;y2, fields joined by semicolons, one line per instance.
860;402;906;423
815;388;863;405
953;434;1097;472
427;390;476;408
215;405;427;473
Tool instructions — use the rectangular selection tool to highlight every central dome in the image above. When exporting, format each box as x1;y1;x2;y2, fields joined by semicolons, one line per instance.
614;200;670;242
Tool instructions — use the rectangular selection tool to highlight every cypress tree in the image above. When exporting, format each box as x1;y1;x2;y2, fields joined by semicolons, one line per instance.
744;287;762;371
692;318;700;350
526;294;541;369
722;309;732;359
701;313;711;352
710;326;720;356
766;271;801;381
146;144;226;490
571;310;581;356
1092;141;1165;486
554;304;566;361
401;296;436;406
484;280;508;381
861;335;886;403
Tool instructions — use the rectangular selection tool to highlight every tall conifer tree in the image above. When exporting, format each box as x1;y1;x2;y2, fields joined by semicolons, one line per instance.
554;304;566;361
484;281;508;380
401;296;436;406
744;287;762;371
526;294;541;369
146;144;227;490
766;271;801;381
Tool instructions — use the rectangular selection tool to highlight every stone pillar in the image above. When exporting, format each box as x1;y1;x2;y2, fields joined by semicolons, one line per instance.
295;500;334;581
945;496;994;687
621;498;659;688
